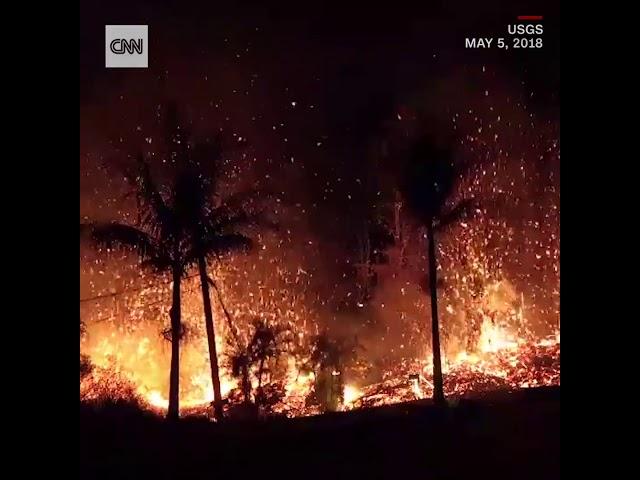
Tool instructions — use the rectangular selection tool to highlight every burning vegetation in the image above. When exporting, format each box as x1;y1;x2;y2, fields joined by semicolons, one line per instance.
80;275;559;419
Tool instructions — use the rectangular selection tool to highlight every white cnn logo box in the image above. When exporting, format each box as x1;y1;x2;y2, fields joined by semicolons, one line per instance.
105;25;148;68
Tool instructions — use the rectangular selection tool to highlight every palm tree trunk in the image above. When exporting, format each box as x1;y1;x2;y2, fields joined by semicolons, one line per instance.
426;220;445;405
197;256;224;422
258;357;265;389
241;363;251;403
167;265;182;420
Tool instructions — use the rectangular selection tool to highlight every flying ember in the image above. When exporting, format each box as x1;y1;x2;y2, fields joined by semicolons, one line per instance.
81;66;559;418
80;124;560;418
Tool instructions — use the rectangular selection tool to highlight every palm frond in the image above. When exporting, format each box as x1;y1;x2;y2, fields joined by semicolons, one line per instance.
171;167;215;235
211;233;253;254
141;253;175;273
207;275;242;347
132;154;175;231
90;222;162;264
400;137;462;224
186;234;253;265
182;233;253;274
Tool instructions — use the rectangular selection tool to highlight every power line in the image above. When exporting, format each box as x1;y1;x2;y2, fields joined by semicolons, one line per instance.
80;273;199;304
86;283;202;325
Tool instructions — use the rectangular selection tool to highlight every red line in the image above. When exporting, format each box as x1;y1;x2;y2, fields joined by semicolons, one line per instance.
517;15;543;20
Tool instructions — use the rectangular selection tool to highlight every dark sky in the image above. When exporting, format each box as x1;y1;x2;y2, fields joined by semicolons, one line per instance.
80;0;559;211
80;0;560;334
81;1;559;115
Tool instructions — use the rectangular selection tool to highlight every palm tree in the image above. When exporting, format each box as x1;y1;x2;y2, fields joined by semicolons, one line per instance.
142;104;255;422
84;103;269;421
83;156;190;420
175;150;269;421
400;137;474;406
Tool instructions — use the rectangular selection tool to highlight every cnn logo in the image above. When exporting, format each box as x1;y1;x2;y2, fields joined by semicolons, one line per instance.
105;25;148;68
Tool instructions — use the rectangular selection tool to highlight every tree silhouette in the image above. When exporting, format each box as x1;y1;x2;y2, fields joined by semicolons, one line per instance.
400;137;474;406
309;333;360;411
230;319;286;412
176;155;258;422
80;318;92;379
83;155;190;420
83;102;268;421
165;106;274;421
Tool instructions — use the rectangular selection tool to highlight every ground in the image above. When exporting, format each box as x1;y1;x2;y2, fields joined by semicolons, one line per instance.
80;386;559;480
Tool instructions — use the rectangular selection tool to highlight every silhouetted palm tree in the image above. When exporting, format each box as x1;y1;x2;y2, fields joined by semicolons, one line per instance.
401;137;474;406
161;102;275;421
83;103;270;421
83;156;190;420
175;152;258;421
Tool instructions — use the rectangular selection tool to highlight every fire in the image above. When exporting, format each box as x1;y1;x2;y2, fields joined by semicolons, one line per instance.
81;248;323;416
146;390;168;409
80;126;560;418
349;331;559;410
343;384;363;408
81;314;239;412
80;245;559;418
81;304;559;417
477;319;519;354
